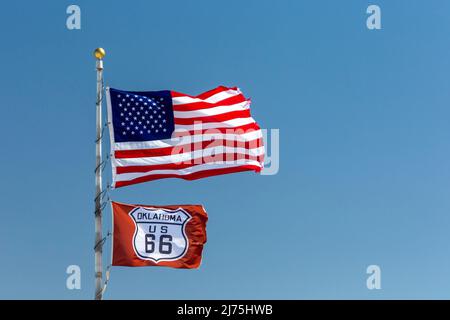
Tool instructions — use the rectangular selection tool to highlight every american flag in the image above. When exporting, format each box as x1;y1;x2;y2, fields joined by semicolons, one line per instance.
106;86;264;188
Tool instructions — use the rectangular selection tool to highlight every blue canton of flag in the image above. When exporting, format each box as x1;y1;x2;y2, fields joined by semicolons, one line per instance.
107;87;175;142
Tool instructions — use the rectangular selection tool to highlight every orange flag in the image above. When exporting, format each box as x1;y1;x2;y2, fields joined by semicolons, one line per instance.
111;201;208;269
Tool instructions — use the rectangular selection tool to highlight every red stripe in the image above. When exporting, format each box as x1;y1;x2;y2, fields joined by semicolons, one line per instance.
173;94;248;112
174;122;261;136
115;137;264;159
196;86;238;100
174;110;251;125
171;91;186;98
116;153;264;174
171;86;237;99
115;164;262;188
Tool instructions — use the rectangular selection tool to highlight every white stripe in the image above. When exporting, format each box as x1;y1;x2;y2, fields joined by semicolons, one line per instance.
174;117;255;131
114;146;265;167
173;100;250;118
172;88;241;105
115;160;262;182
114;130;263;150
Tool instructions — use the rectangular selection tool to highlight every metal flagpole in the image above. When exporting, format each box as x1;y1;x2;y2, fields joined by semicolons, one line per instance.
94;47;106;300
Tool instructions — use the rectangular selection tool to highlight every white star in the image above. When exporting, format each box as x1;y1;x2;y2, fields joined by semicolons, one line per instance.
131;131;134;134
121;122;125;126
162;119;166;123
160;98;164;101
133;117;137;120
117;94;121;98
131;98;134;102
125;117;129;121
130;121;134;125
139;98;143;102
139;130;143;134
119;103;122;107
124;108;127;111
159;124;162;128
132;107;135;111
122;131;126;135
126;127;130;130
126;94;129;97
163;128;166;132
155;129;159;133
138;121;142;125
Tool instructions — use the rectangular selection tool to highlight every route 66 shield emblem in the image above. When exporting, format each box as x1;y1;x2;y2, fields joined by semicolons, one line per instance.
129;206;191;262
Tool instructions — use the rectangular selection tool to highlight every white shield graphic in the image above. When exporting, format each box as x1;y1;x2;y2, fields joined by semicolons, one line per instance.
129;207;191;263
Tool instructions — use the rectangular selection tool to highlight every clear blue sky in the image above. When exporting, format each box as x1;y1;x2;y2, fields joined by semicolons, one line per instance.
1;0;450;299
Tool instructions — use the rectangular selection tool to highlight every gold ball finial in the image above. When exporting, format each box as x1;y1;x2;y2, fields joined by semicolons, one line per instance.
94;48;106;60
